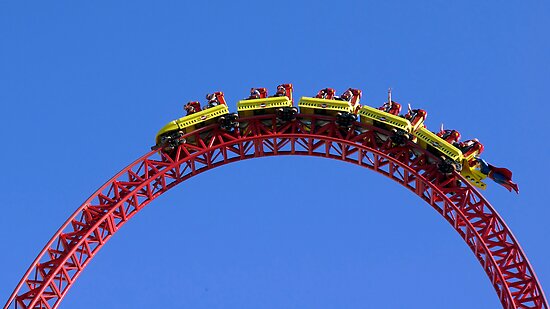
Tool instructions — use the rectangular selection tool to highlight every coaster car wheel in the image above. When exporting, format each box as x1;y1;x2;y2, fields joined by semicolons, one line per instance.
276;107;299;122
438;157;461;174
336;112;357;128
219;113;239;131
390;129;409;146
152;131;186;151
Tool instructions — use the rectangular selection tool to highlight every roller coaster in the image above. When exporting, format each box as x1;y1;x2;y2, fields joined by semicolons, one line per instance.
4;84;545;309
154;84;518;193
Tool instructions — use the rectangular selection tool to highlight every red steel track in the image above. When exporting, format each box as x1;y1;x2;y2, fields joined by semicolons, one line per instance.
4;114;547;309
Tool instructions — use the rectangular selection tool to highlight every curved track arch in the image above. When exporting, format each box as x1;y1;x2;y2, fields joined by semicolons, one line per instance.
4;114;548;309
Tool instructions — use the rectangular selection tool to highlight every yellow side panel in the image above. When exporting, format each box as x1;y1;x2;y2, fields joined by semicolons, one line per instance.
155;121;179;144
237;96;292;112
298;97;354;114
239;110;254;117
461;164;488;190
414;127;463;162
175;105;229;130
411;120;425;132
358;105;412;132
463;152;481;163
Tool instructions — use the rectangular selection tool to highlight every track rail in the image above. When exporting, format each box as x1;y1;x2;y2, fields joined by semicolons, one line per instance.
4;114;547;309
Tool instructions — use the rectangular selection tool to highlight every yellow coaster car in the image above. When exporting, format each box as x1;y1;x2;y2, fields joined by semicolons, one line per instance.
298;97;357;116
155;104;229;144
358;104;417;145
413;127;487;189
237;84;297;122
299;88;362;116
359;105;412;133
415;127;462;163
237;96;294;117
153;92;237;151
298;88;362;130
299;88;362;129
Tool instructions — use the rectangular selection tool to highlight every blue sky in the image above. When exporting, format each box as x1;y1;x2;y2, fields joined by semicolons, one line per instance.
1;1;549;308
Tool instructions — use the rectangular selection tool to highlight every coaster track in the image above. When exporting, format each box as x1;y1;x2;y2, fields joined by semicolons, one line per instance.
4;114;547;309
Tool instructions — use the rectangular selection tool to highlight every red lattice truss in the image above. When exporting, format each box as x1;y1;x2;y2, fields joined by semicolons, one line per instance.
4;114;547;309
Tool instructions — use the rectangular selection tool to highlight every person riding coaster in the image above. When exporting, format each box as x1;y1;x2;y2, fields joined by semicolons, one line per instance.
248;87;268;100
184;101;202;115
458;138;484;167
272;84;288;97
335;89;353;102
206;93;220;108
437;124;461;144
458;139;484;157
315;88;336;100
404;103;427;129
335;88;362;104
378;88;402;116
205;91;227;108
379;101;401;116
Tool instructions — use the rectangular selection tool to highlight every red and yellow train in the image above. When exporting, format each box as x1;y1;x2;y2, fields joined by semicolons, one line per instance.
153;84;518;193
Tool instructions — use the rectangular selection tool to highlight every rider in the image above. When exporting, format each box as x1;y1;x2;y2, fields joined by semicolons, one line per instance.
184;101;202;115
379;101;402;115
205;93;220;108
248;88;267;100
404;105;427;128
272;84;287;97
335;88;353;102
378;88;401;116
458;138;484;159
248;88;261;100
315;88;336;100
437;127;461;144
